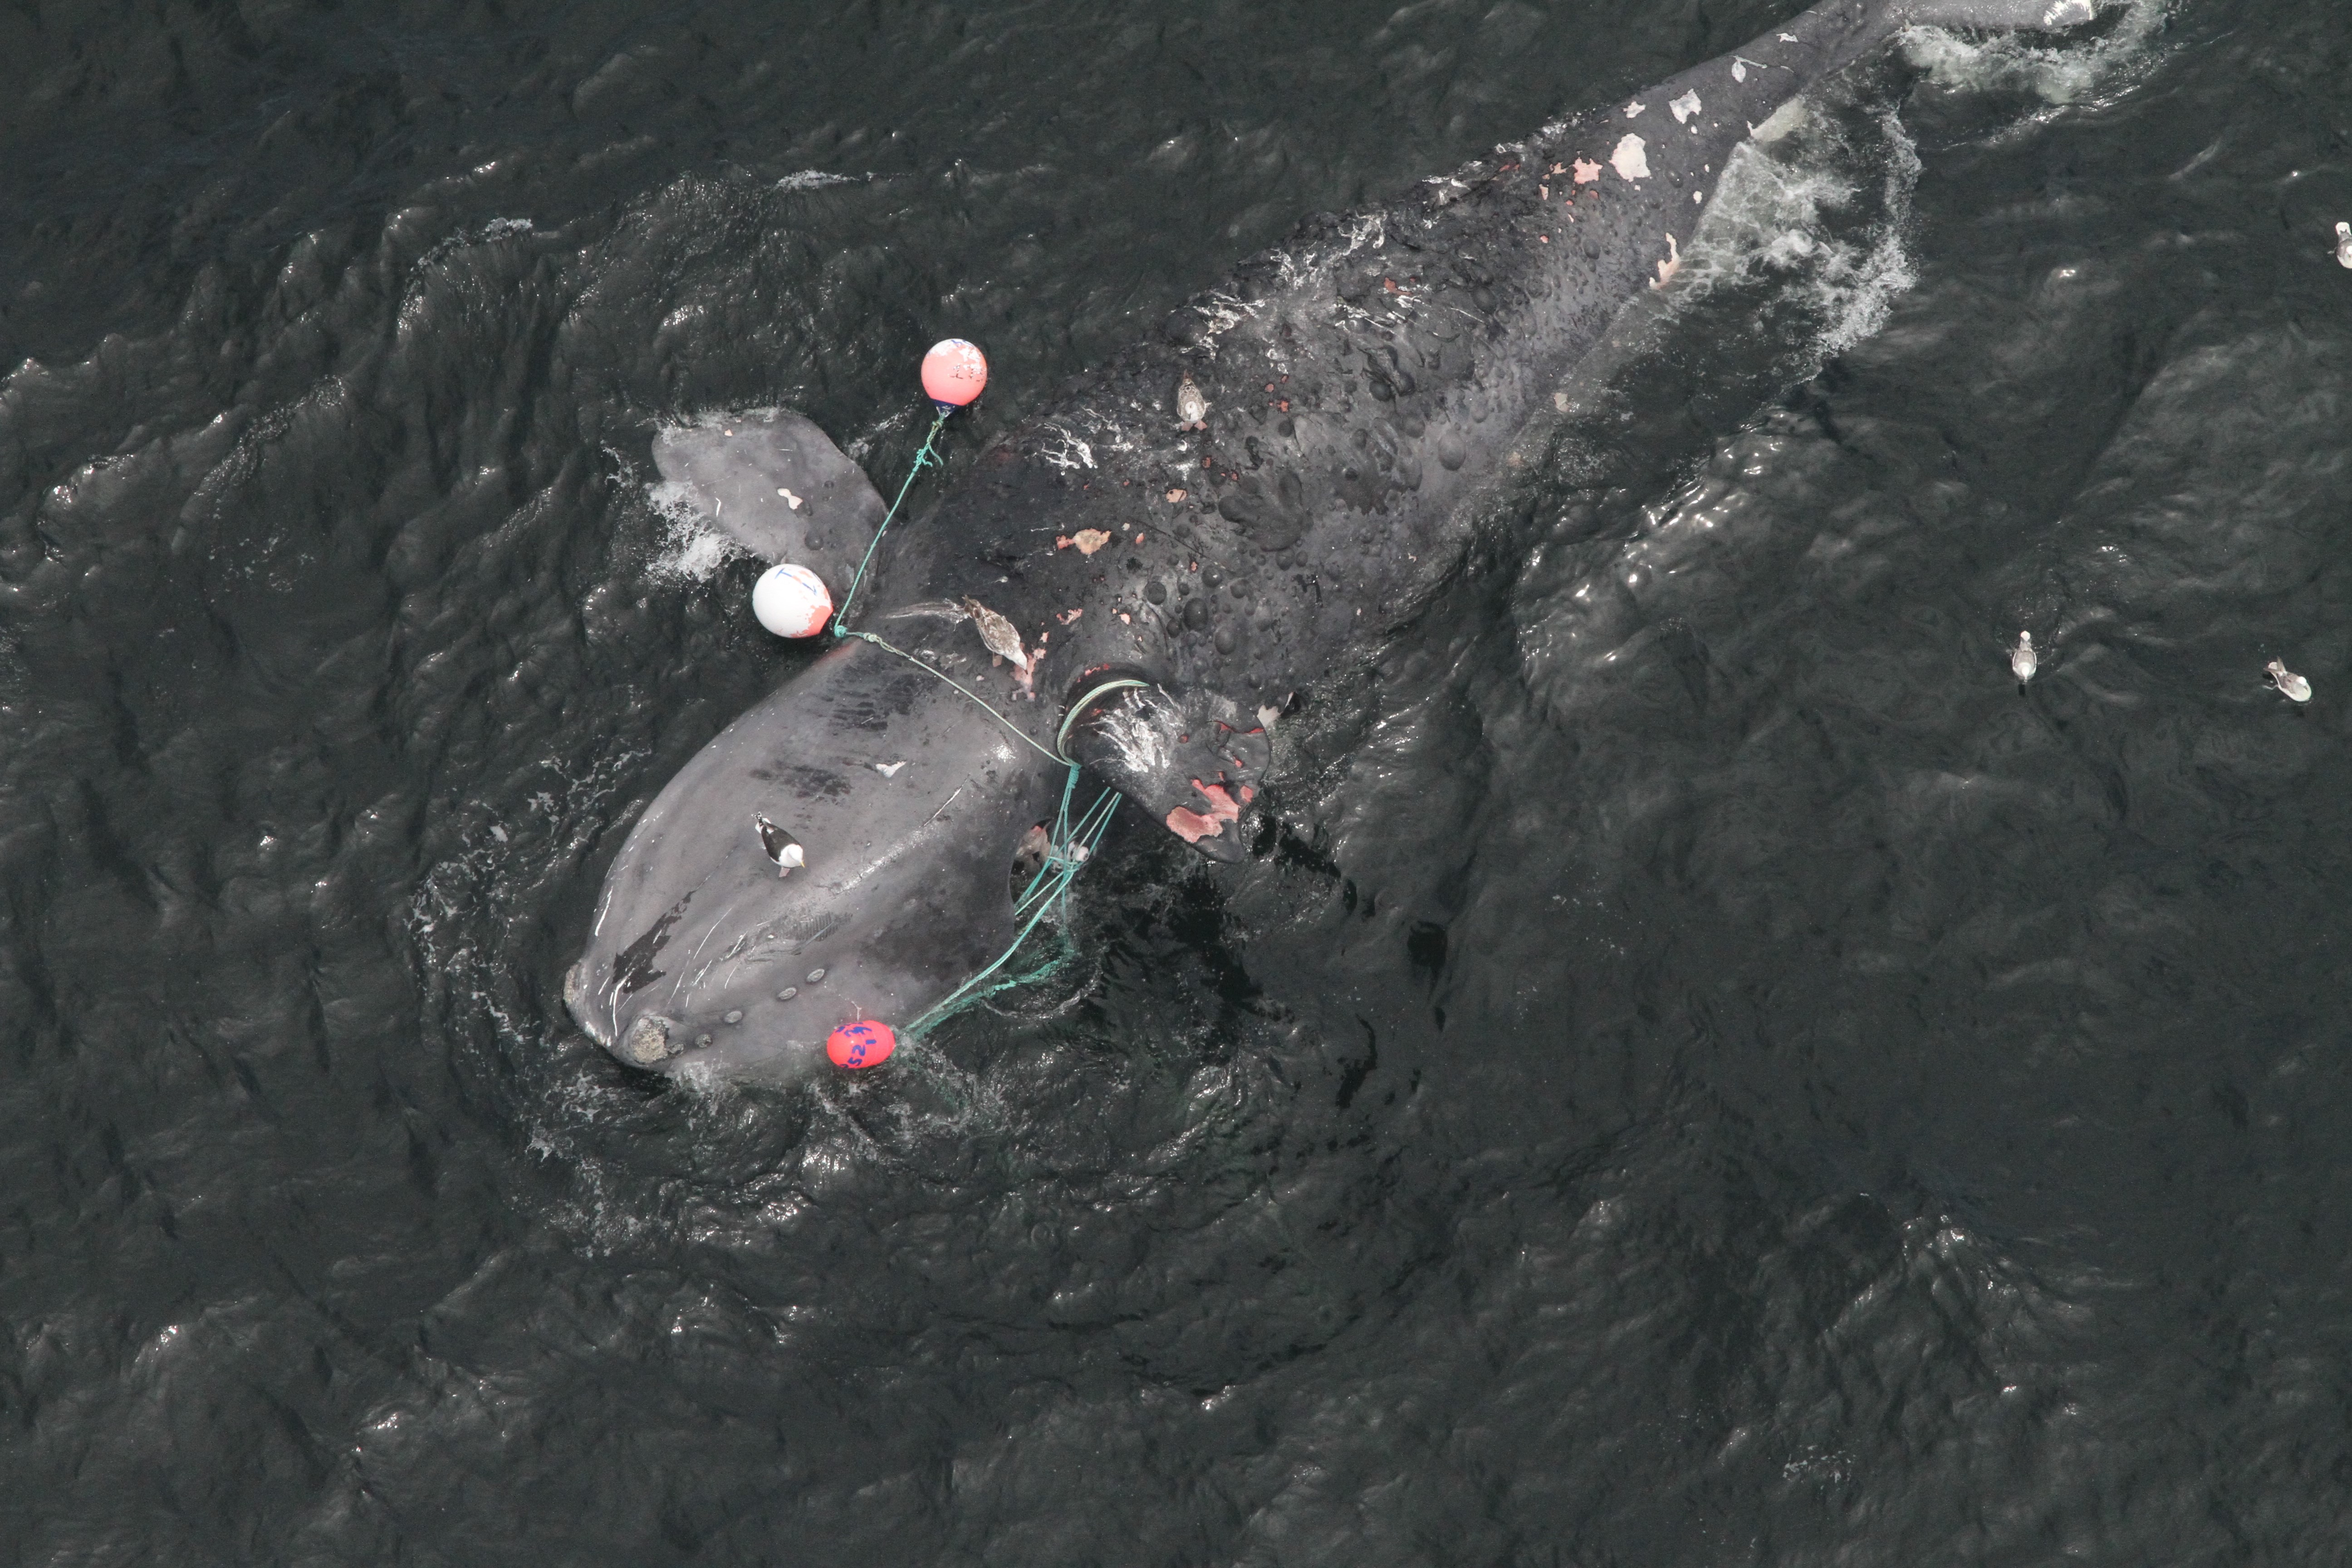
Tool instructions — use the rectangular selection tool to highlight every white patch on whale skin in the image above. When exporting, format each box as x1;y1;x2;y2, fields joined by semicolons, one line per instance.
1611;135;1650;181
1624;100;1645;118
1651;234;1683;291
1033;424;1096;472
1670;90;1702;124
1093;692;1172;783
1186;289;1266;355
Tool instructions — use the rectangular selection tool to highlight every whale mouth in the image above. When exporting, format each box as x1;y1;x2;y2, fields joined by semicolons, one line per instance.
563;638;1060;1080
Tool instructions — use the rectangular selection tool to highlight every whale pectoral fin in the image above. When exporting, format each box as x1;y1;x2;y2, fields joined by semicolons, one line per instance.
1062;681;1270;863
651;409;886;585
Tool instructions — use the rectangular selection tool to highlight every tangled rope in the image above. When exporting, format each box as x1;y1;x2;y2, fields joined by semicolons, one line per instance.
826;406;1142;1036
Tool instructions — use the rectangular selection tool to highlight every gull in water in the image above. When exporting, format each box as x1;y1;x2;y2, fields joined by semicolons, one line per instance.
2337;222;2352;269
2009;630;2037;685
2265;659;2312;703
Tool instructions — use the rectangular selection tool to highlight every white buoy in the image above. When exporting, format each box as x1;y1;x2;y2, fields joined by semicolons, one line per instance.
2337;222;2352;269
2266;658;2312;703
2010;630;2037;684
752;563;832;638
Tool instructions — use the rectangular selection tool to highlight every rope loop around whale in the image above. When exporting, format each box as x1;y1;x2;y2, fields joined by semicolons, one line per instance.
825;404;1153;1037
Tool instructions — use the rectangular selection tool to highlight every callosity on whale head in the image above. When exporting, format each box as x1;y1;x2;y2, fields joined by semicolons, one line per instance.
564;638;1062;1080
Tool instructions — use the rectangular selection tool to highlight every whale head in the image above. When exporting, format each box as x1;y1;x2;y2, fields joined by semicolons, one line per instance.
564;638;1058;1080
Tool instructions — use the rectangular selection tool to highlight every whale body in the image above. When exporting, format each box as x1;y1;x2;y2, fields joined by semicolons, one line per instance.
565;0;2107;1079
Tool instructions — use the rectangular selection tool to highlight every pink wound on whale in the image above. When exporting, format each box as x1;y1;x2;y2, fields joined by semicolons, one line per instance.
1191;780;1241;822
1166;807;1223;843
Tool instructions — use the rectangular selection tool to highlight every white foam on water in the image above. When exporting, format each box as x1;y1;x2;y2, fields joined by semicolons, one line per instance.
638;406;793;582
1677;102;1922;369
642;479;747;582
775;170;858;191
1899;0;2176;111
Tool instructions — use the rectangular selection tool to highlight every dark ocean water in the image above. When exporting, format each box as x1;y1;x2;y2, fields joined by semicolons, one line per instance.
7;0;2352;1561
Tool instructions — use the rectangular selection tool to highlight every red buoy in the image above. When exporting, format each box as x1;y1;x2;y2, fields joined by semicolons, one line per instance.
921;339;987;409
825;1019;897;1069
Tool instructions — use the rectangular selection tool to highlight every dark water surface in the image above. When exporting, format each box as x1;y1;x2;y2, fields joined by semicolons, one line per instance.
7;0;2352;1561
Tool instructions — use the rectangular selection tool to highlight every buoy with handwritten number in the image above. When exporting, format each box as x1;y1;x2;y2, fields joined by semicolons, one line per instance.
921;339;988;409
826;1019;897;1069
752;562;832;638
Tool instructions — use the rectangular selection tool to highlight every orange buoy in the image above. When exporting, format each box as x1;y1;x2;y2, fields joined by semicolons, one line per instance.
825;1019;897;1069
921;339;988;409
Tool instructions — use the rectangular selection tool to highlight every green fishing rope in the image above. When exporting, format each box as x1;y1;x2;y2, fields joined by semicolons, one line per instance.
831;408;947;637
822;404;1147;1036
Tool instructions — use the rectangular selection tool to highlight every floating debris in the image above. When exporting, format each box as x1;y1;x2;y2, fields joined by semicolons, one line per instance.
2010;631;2038;684
2266;658;2312;703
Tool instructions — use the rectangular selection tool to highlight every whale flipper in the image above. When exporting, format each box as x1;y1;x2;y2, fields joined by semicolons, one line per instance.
1063;682;1270;863
652;409;884;585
